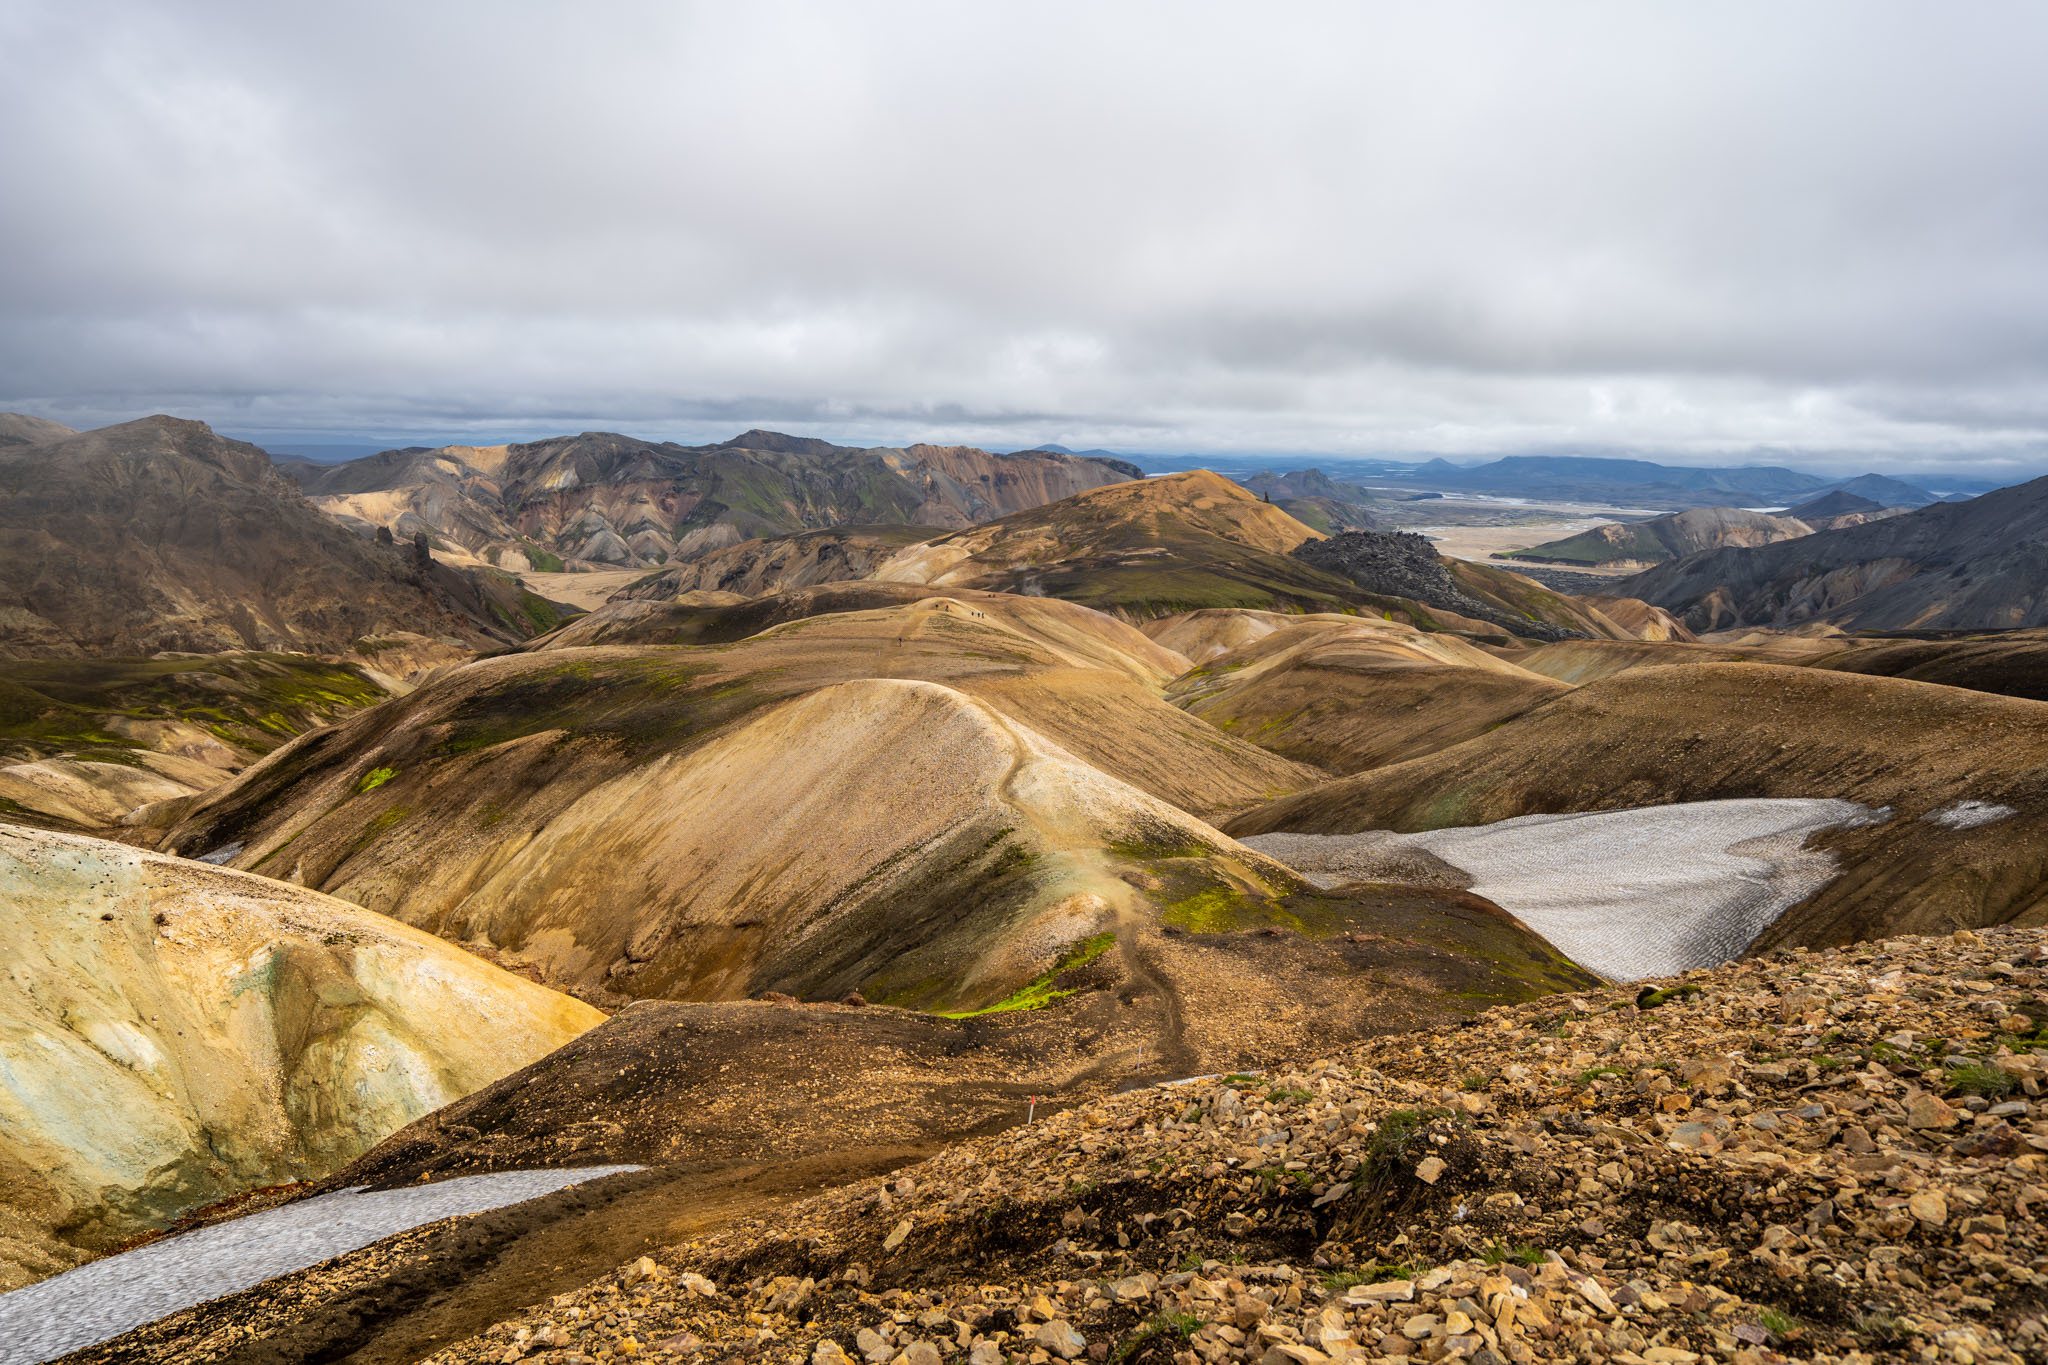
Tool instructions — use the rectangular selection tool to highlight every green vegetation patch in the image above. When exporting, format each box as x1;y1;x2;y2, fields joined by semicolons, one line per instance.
937;932;1116;1018
0;654;389;762
354;766;397;793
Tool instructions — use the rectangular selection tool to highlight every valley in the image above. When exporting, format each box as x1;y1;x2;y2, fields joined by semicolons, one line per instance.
2;412;2046;1362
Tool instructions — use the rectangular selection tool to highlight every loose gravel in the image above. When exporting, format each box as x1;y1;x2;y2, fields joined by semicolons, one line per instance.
0;1166;639;1364
1246;797;1882;980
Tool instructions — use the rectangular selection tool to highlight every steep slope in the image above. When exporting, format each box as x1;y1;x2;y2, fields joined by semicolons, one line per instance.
871;471;1369;620
0;417;566;659
1157;612;1569;774
612;525;932;600
0;824;599;1290
1229;662;2048;950
130;925;2048;1365
1501;506;1815;569
159;595;1331;1008
289;430;1140;571
1622;474;2048;631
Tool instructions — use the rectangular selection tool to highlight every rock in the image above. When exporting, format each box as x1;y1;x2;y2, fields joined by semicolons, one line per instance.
1345;1279;1416;1303
813;1342;853;1365
679;1271;717;1297
1414;1155;1446;1184
967;1344;1003;1365
883;1218;912;1251
1908;1093;1961;1129
1036;1320;1087;1360
857;1328;891;1363
902;1342;943;1365
1909;1189;1949;1226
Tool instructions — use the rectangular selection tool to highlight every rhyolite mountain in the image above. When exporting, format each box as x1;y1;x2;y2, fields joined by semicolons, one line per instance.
1622;472;2048;631
0;415;569;660
287;429;1141;571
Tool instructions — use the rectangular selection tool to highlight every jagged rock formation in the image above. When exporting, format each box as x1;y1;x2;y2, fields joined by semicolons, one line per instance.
287;430;1140;571
1622;475;2048;631
1291;531;1613;641
0;416;568;659
1502;506;1816;569
0;824;599;1290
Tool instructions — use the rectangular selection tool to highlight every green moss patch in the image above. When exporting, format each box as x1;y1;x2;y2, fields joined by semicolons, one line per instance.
937;932;1116;1018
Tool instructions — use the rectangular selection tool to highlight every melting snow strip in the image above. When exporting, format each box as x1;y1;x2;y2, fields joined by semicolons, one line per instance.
0;1165;641;1364
1925;800;2018;830
1246;798;1884;982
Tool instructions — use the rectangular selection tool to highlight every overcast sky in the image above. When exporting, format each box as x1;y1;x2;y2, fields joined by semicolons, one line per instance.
4;2;2047;474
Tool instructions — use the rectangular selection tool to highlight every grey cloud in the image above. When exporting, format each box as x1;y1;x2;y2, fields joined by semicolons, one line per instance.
3;1;2048;474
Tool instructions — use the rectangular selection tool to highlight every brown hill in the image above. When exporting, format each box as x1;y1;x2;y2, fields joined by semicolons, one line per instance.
1228;662;2048;950
0;416;569;660
1154;611;1569;775
0;824;598;1290
160;592;1352;1009
290;430;1139;571
1807;629;2048;702
871;471;1364;620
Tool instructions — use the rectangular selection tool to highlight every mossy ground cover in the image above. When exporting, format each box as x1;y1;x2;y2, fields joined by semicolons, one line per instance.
936;932;1117;1018
0;654;389;762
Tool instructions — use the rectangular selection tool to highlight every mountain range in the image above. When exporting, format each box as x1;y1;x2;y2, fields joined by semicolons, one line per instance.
0;415;566;660
3;407;2048;1360
285;430;1140;571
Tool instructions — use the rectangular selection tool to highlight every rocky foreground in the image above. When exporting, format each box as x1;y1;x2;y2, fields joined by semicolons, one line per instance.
388;925;2048;1365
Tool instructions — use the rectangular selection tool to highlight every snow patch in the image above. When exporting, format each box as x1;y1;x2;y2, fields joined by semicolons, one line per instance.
1246;798;1884;982
1924;800;2017;830
0;1166;641;1363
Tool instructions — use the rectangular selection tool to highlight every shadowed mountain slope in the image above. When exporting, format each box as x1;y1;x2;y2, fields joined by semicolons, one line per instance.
1294;530;1629;640
1622;474;2048;631
1228;662;2048;950
0;417;567;659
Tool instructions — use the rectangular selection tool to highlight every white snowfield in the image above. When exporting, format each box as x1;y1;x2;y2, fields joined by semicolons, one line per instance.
0;1166;640;1364
1246;798;1884;982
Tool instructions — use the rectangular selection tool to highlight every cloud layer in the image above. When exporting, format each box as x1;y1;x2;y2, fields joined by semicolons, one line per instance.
4;1;2047;473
